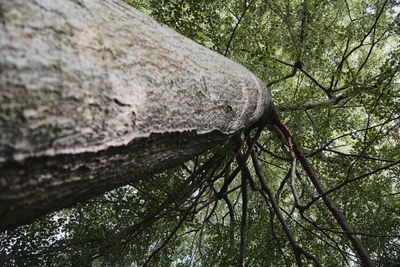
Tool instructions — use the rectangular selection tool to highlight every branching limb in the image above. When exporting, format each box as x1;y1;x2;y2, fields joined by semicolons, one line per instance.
224;0;256;56
288;151;306;212
279;93;347;112
251;151;322;266
305;159;400;209
276;119;374;266
281;208;354;266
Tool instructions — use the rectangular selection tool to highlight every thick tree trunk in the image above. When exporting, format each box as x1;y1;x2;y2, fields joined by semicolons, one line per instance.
0;0;272;230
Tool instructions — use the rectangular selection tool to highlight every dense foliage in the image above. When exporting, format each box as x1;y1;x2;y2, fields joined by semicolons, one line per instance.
1;0;399;266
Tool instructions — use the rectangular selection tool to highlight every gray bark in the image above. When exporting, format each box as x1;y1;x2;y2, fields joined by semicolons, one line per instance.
0;0;273;231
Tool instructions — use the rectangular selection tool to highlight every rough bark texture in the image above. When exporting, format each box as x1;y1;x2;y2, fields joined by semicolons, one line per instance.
0;0;272;230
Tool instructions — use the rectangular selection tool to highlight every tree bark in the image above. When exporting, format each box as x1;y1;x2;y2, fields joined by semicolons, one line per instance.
0;0;273;231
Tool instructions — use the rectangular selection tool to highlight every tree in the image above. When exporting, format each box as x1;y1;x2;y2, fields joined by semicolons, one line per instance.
0;0;271;231
1;0;400;266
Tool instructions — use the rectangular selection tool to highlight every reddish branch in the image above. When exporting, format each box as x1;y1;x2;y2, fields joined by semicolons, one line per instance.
276;120;374;266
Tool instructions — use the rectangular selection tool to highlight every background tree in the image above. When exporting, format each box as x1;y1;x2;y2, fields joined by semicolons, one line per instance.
1;0;400;266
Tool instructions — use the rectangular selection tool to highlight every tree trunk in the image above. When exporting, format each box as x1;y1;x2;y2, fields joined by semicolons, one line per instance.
0;0;272;230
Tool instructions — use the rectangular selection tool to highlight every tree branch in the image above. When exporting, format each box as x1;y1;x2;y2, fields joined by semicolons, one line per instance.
239;169;248;266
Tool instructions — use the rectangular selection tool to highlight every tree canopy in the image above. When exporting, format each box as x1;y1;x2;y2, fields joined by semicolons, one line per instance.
1;0;400;266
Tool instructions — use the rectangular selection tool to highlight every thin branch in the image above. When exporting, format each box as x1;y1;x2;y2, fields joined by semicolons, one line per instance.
289;151;304;211
267;204;290;266
289;140;373;266
251;151;322;266
239;170;248;267
224;0;255;56
272;57;330;95
281;208;355;265
306;159;400;208
344;0;353;21
143;212;189;266
257;142;290;161
274;119;373;265
279;94;347;112
335;0;389;74
222;195;235;223
181;163;194;175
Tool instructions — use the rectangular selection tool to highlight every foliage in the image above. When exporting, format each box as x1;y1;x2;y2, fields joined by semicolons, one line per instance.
1;0;400;266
